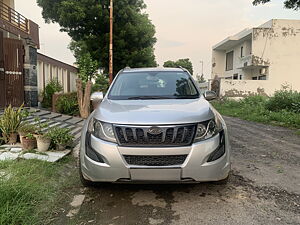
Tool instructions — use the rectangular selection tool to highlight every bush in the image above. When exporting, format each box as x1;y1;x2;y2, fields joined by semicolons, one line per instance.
55;92;79;116
212;92;300;129
92;75;110;93
266;90;300;113
48;127;74;146
41;80;63;108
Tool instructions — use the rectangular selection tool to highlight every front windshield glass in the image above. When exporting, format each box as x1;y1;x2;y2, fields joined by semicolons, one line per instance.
108;71;200;100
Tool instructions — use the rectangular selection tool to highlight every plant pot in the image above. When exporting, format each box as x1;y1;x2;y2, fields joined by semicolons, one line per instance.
36;136;51;152
8;133;18;144
56;144;65;151
22;137;37;150
18;132;26;145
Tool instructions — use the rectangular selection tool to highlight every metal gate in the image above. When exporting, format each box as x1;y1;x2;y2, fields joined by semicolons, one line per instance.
0;36;24;107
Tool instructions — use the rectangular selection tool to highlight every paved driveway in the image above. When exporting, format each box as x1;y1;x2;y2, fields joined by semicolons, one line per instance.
53;116;300;225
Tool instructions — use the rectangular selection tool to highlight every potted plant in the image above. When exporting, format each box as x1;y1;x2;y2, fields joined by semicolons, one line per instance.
48;127;74;151
35;133;52;152
33;118;52;152
18;122;37;145
0;105;28;144
22;133;37;150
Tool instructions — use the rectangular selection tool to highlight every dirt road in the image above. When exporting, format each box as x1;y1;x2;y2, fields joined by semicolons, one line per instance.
52;116;300;225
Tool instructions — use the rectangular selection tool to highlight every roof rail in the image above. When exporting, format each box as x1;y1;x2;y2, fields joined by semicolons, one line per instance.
178;66;187;72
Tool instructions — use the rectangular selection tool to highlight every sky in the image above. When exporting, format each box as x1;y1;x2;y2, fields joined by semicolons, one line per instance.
16;0;300;79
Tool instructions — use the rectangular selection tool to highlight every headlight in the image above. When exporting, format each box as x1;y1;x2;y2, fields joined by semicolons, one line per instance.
88;118;117;143
194;112;223;142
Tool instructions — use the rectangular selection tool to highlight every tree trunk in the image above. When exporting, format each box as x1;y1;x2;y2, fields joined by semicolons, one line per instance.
76;79;92;119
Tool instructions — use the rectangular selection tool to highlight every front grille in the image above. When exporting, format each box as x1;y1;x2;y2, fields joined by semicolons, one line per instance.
123;155;188;166
114;124;196;147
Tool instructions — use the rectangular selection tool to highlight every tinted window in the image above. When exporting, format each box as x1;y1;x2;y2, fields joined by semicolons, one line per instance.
108;71;199;100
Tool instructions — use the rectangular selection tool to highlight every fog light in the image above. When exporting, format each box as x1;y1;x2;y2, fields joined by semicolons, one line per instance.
85;132;105;163
207;131;225;162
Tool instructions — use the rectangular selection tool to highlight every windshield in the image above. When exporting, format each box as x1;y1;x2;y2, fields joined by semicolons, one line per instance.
108;71;199;100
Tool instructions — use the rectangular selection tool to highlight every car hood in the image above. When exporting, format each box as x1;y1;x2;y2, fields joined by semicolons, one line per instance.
93;97;214;125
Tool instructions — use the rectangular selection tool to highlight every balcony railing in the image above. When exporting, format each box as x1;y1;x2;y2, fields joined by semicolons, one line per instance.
239;55;270;69
0;1;29;33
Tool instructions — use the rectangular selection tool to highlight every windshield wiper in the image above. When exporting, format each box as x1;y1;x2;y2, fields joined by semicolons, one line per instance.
127;96;172;100
174;95;199;99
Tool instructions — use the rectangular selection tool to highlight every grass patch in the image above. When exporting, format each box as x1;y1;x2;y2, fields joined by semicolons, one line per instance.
0;157;75;225
212;94;300;129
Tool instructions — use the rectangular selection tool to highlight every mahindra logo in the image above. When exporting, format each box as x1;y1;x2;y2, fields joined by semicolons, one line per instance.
148;127;163;135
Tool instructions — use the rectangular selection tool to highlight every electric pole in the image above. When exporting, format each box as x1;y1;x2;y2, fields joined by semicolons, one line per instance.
200;60;204;76
109;0;113;84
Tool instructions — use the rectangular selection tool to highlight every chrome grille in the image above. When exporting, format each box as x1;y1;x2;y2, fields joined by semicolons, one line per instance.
124;155;188;166
114;124;196;147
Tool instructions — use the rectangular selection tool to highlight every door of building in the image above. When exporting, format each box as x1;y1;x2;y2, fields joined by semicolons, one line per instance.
0;36;25;107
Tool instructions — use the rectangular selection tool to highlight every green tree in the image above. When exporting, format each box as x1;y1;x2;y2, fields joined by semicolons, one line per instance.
253;0;300;10
163;58;193;74
92;75;110;93
77;53;99;82
37;0;157;75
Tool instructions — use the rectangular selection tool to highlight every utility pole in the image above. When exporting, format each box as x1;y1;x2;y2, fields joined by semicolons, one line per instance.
200;60;204;76
109;0;113;84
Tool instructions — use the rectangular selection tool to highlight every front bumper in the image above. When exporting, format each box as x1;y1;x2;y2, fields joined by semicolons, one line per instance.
80;129;231;183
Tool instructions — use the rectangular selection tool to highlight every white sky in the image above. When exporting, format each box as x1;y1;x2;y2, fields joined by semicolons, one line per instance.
16;0;300;79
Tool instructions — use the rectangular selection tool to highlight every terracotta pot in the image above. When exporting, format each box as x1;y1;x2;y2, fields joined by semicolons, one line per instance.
22;137;37;150
8;133;18;144
36;135;51;152
18;132;26;145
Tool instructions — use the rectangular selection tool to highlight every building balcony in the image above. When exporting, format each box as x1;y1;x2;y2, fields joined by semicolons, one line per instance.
0;1;39;47
238;54;270;69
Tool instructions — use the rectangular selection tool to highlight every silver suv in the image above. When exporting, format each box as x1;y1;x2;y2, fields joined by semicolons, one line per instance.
79;67;231;185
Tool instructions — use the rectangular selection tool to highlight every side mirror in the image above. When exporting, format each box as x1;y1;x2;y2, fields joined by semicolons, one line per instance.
91;92;104;109
204;91;217;101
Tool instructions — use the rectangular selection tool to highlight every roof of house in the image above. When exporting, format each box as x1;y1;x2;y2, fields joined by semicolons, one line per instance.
37;53;78;73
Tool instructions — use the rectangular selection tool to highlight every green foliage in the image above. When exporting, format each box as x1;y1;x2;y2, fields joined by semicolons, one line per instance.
0;105;27;143
48;127;74;146
92;74;110;93
41;80;63;109
266;90;300;113
77;53;99;82
163;58;194;74
25;133;35;140
55;92;79;116
37;0;157;75
0;159;70;225
212;94;300;129
253;0;300;10
18;122;37;136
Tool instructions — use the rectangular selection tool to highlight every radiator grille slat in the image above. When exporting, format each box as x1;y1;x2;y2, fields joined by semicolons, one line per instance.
124;155;188;166
115;124;196;147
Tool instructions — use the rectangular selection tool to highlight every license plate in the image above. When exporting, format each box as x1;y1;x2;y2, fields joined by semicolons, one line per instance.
130;169;181;181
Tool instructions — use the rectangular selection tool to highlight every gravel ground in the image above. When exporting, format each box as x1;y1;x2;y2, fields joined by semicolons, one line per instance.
51;116;300;225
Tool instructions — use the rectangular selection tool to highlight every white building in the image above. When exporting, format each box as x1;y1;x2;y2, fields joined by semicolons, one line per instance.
211;19;300;97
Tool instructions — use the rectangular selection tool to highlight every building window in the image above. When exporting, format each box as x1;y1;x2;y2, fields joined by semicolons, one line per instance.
226;51;234;71
233;74;238;80
259;75;267;80
240;75;243;80
241;46;244;58
252;77;258;80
